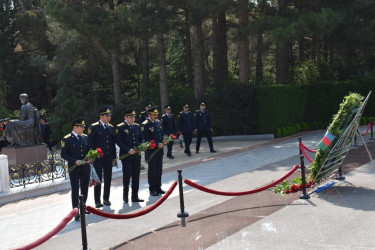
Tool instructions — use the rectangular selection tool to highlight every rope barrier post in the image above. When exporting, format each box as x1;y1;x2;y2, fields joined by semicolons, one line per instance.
298;137;302;155
177;170;189;227
299;154;310;200
353;133;359;148
79;195;88;250
371;118;375;141
336;166;346;180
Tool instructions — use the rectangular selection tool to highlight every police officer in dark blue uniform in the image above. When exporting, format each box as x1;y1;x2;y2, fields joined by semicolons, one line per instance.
138;103;152;124
88;107;117;208
194;102;217;153
178;103;194;157
116;109;144;203
141;106;165;196
41;117;52;151
161;105;176;159
61;118;91;220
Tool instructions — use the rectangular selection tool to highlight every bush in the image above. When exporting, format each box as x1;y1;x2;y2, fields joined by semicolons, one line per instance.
281;127;289;137
300;122;308;131
275;128;282;138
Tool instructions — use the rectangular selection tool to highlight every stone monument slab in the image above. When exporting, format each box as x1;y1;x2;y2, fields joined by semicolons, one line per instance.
2;144;48;166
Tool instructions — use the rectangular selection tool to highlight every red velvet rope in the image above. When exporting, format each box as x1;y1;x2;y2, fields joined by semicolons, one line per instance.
299;143;314;163
184;165;299;196
361;123;372;136
299;142;317;153
13;208;78;250
86;181;177;219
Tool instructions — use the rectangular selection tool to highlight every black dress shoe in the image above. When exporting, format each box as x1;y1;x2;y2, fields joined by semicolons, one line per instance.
131;198;144;202
158;189;166;194
75;214;80;221
210;150;217;153
95;203;103;208
150;191;159;196
168;155;175;159
196;151;199;154
103;200;111;206
123;196;129;203
187;152;192;157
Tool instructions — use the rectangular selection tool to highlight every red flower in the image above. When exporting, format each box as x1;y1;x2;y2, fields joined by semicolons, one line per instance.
150;143;156;150
96;148;104;157
170;134;174;137
150;140;155;144
285;189;290;194
298;184;303;190
0;128;3;131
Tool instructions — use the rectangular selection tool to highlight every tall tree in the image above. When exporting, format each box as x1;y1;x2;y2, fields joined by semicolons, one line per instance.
238;0;250;85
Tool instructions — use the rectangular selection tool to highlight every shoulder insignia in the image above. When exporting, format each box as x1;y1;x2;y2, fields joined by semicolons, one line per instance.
115;128;119;134
117;122;124;127
64;134;71;139
134;122;139;125
91;122;99;126
61;140;65;148
196;110;200;112
179;111;183;114
82;133;87;137
141;111;146;114
142;120;148;125
88;128;92;135
108;124;114;127
141;126;144;131
162;114;166;117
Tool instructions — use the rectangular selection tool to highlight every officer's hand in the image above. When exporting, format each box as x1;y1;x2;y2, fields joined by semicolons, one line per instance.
211;128;213;132
76;160;82;166
86;159;91;164
128;149;136;155
194;129;197;134
112;159;117;165
158;143;163;149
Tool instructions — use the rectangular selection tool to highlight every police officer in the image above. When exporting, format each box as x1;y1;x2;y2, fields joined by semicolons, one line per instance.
178;103;194;157
161;105;176;159
41;117;52;151
194;102;217;153
88;107;116;208
61;118;91;220
138;103;152;124
3;118;9;130
116;109;144;203
141;106;165;196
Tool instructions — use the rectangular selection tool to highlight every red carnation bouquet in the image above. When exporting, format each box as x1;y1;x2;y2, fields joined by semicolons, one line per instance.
118;141;156;160
68;148;104;174
147;134;176;163
0;127;4;136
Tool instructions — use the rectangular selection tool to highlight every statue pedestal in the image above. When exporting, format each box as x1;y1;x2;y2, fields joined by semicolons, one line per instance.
2;144;48;166
0;155;10;193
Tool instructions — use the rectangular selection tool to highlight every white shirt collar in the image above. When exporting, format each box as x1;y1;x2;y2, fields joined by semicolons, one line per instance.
124;120;131;126
99;120;107;127
72;131;79;138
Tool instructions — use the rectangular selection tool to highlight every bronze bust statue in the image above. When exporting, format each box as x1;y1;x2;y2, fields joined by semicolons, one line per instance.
3;93;42;146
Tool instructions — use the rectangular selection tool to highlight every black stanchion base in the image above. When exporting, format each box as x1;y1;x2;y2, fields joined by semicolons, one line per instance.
177;212;189;218
336;176;346;180
299;194;310;199
370;138;375;141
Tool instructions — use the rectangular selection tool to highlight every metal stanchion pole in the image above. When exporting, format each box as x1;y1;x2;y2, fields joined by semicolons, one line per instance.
299;154;310;199
336;166;345;180
370;118;375;141
298;137;302;155
79;195;88;250
177;170;189;227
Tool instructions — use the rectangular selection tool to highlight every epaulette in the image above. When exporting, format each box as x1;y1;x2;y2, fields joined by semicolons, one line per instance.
117;122;124;127
162;114;166;117
64;134;71;139
141;111;146;114
156;119;160;122
134;123;139;125
91;122;99;126
179;111;183;114
82;133;88;137
108;124;114;127
142;120;148;125
196;110;200;112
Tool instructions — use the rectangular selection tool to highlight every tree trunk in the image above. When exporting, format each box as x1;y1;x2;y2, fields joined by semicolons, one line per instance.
217;9;228;82
276;0;289;84
111;51;122;106
212;16;220;85
212;9;228;85
298;37;305;62
140;38;150;100
238;0;249;85
183;5;194;87
156;33;169;113
192;22;205;101
256;31;263;83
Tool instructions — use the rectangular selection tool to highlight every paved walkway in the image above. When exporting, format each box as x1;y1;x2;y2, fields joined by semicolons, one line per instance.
1;129;374;249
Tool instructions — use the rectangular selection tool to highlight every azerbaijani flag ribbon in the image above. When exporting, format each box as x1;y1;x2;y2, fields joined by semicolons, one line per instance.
318;131;335;151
